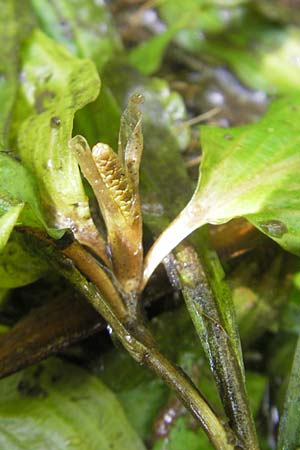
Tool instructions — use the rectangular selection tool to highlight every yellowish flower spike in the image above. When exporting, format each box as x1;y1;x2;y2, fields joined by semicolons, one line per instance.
69;95;143;295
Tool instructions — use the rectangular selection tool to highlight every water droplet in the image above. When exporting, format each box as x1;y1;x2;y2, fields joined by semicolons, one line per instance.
125;334;133;343
259;220;288;238
106;325;113;335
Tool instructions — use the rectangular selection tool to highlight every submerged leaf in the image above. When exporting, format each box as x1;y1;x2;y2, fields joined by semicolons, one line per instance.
17;30;107;257
0;358;146;450
0;233;49;289
143;95;300;284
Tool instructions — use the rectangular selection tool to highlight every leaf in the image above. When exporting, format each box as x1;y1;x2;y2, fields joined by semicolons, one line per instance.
278;332;300;449
0;0;35;149
30;0;122;71
128;25;181;75
199;23;300;94
17;30;107;257
0;358;146;450
0;233;49;289
0;205;24;253
0;2;18;150
143;95;300;284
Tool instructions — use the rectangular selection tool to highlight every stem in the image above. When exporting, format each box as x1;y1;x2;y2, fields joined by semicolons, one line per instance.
31;234;235;450
66;267;235;450
174;236;259;450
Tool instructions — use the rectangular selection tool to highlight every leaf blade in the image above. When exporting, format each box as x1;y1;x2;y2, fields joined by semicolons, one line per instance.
144;95;300;283
0;358;146;450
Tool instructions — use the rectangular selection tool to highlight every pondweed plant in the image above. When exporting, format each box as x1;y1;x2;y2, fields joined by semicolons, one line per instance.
1;2;300;450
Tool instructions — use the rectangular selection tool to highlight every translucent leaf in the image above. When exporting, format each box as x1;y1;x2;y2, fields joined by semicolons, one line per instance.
0;358;146;450
144;95;300;283
17;30;106;256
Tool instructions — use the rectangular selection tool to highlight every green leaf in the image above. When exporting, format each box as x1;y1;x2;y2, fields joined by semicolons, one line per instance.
278;332;300;449
0;2;18;150
0;233;49;289
144;95;300;283
0;1;35;149
129;25;181;75
17;30;105;248
0;153;51;232
0;358;146;450
0;205;24;253
30;0;122;71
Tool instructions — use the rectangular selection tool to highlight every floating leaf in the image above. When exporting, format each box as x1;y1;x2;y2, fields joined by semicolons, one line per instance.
0;358;146;450
143;95;300;284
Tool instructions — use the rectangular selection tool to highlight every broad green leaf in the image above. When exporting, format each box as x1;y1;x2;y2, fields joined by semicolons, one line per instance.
0;233;49;289
278;332;300;449
143;95;300;284
30;0;122;71
129;25;181;75
0;358;146;450
0;205;24;253
17;30;106;252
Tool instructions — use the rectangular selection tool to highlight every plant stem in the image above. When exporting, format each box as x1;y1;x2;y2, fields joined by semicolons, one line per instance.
32;234;236;450
174;236;259;450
